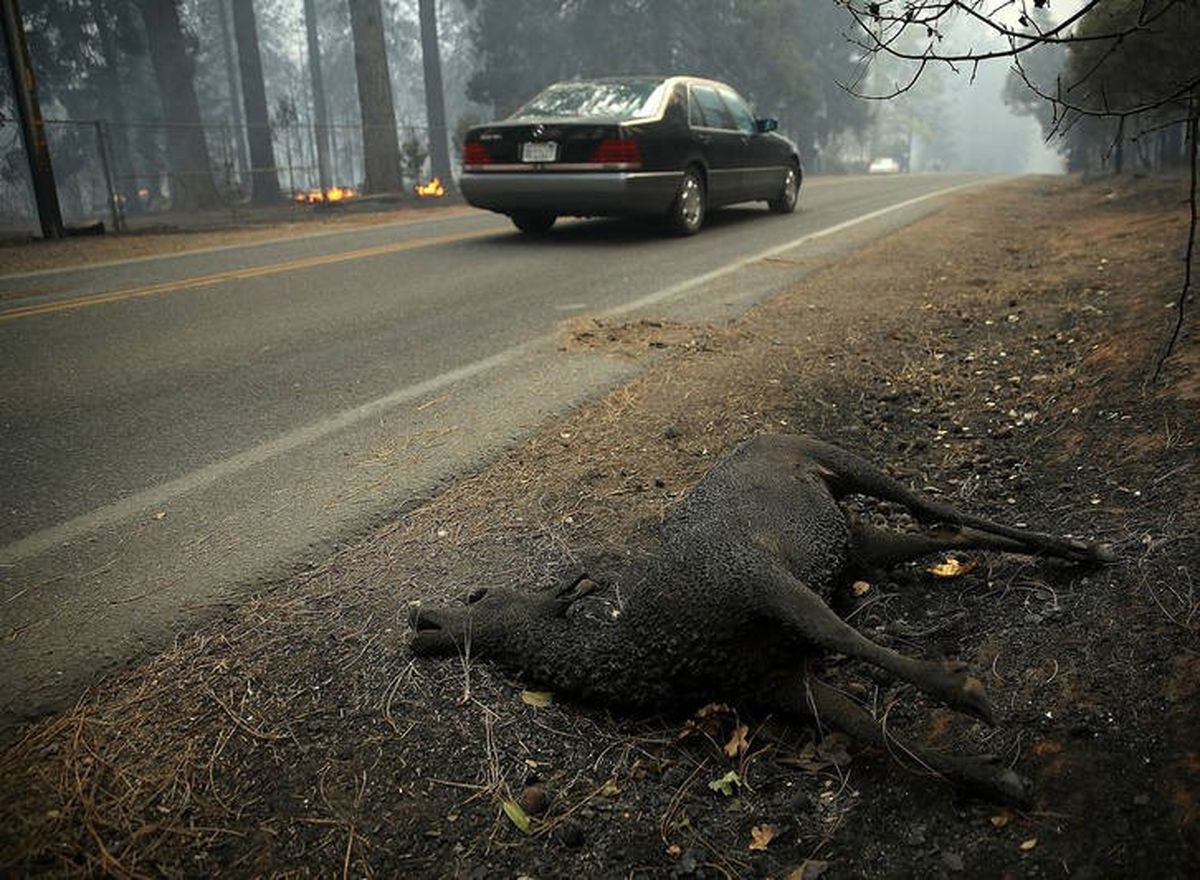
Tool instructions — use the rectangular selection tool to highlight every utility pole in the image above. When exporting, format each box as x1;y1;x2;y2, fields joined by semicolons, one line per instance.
303;0;331;193
1;0;63;238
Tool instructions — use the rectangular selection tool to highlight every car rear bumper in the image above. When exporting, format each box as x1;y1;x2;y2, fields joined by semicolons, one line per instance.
459;170;683;217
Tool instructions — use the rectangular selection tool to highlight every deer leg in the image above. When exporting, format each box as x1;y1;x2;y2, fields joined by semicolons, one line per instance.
765;671;1032;806
760;568;996;723
790;435;1113;563
849;519;1037;571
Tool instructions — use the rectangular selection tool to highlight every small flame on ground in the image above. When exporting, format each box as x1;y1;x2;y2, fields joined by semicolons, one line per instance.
414;177;446;198
294;186;359;205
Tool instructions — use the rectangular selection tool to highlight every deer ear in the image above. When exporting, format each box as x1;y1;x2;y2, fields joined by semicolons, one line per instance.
554;573;597;599
569;577;598;599
549;574;599;614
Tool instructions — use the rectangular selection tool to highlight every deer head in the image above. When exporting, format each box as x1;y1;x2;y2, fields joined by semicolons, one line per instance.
407;576;599;658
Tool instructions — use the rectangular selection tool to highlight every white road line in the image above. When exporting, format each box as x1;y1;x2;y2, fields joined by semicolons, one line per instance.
605;179;983;317
0;340;549;565
0;180;982;565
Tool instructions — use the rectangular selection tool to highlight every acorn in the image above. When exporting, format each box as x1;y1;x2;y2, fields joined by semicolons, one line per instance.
518;783;550;817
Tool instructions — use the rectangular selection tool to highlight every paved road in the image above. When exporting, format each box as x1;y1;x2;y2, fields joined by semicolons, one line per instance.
0;173;995;732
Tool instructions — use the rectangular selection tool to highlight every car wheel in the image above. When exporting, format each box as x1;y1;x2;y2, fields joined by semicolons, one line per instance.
768;164;800;214
510;211;556;234
665;167;705;236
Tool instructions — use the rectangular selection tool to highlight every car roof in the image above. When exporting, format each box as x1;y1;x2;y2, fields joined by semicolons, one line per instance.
500;75;752;126
543;74;735;91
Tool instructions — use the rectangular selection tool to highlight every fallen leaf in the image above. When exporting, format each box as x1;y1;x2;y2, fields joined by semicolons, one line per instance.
679;702;734;740
787;859;829;880
520;690;553;707
816;732;852;766
748;824;777;851
502;799;531;833
708;770;741;797
780;742;825;773
1020;837;1038;851
599;778;620;798
928;557;980;578
1031;738;1063;757
724;723;750;757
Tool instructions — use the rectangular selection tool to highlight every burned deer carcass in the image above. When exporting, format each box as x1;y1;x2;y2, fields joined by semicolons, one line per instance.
408;435;1112;804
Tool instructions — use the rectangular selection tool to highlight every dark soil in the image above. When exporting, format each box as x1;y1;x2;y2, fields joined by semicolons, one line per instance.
1;176;1196;879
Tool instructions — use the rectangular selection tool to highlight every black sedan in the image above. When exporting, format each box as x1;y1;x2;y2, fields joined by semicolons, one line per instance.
459;75;802;235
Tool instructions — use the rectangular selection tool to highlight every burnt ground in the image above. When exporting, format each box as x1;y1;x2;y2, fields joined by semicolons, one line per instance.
1;176;1197;879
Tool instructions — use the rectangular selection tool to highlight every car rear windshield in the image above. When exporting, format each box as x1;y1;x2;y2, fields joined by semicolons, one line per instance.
510;80;667;120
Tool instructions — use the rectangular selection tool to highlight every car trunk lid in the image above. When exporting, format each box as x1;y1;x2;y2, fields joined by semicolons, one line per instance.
464;121;638;170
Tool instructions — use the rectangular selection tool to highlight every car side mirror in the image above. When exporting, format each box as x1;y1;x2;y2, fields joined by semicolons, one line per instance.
755;118;778;133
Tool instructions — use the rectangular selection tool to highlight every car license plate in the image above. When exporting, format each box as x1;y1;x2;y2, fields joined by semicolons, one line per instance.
521;141;557;163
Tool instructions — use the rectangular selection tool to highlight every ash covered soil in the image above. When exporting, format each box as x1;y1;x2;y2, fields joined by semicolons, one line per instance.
2;176;1197;879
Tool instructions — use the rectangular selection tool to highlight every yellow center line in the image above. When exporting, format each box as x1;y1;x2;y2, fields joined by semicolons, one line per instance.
0;225;502;324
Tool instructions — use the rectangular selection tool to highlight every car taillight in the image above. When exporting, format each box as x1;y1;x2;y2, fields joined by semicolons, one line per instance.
462;142;492;165
590;138;642;167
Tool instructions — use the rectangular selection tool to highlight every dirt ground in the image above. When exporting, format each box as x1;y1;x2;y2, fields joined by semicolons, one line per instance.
1;176;1196;879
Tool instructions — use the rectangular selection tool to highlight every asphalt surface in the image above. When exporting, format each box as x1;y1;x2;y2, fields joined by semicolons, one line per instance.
0;172;995;733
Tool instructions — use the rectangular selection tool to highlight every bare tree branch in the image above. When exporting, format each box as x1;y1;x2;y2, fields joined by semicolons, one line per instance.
838;0;1177;66
1154;95;1198;382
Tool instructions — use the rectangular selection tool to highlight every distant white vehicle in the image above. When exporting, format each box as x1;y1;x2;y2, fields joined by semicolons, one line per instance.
868;157;901;174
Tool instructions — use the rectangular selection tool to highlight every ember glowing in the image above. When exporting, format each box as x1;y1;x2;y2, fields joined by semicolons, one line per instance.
414;177;446;198
294;186;359;205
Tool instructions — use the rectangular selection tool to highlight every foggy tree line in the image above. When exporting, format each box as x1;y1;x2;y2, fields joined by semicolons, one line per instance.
999;0;1198;174
836;0;1197;176
461;0;873;170
2;0;885;221
6;1;1195;225
1;0;479;216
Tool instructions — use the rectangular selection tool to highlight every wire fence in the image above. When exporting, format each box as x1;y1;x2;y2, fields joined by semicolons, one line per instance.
0;117;451;239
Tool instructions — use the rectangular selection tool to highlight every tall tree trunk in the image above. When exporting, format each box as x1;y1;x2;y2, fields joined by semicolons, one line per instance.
133;0;221;211
303;0;331;193
348;0;402;193
92;0;137;204
231;0;281;203
215;0;250;187
418;0;451;189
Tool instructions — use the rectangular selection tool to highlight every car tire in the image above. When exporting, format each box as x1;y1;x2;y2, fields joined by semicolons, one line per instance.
665;167;705;236
510;211;556;235
768;163;800;214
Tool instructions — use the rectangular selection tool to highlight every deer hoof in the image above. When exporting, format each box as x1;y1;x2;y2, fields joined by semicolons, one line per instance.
960;675;996;726
937;661;996;725
956;755;1033;807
